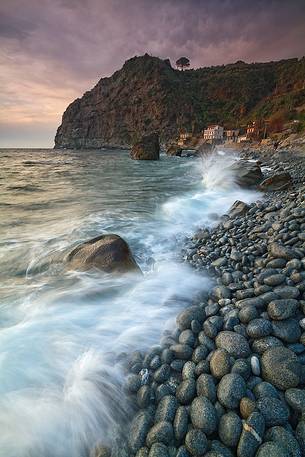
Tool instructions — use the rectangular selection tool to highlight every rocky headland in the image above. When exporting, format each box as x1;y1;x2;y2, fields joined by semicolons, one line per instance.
95;147;305;457
54;54;305;149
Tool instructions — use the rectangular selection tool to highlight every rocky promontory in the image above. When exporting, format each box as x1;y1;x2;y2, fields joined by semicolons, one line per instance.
55;54;305;149
95;149;305;457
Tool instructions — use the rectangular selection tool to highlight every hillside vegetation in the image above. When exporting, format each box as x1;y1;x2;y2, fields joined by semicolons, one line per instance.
55;54;305;148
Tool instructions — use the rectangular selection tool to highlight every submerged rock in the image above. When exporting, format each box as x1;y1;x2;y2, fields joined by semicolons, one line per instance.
130;133;160;160
66;234;141;273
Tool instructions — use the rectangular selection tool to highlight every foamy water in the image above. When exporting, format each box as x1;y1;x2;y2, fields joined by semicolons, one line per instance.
0;148;260;456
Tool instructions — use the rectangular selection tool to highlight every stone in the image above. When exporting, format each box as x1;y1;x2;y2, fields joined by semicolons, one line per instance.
265;426;302;457
217;373;247;409
272;318;301;343
176;379;196;405
176;446;191;457
273;286;300;299
255;442;288;457
130;133;160;160
228;160;263;188
155;395;178;423
268;243;301;260
296;421;305;455
66;234;141;273
148;443;169;457
215;331;251;358
264;274;286;286
252;336;283;354
176;306;205;331
179;330;196;347
267;299;299;320
253;382;278;400
259;172;292;192
170;344;193;360
154;364;171;383
190;396;218;435
211;285;232;300
210;349;231;379
185;429;208;456
250;355;260;376
237;412;265;457
129;411;153;453
247;319;272;338
137;386;152;408
256;397;289;426
196;374;217;403
261;346;302;390
219;412;242;448
173;406;189;441
228;200;250;218
285;388;305;413
182;361;196;380
231;359;251;380
238;306;259;324
146;421;173;447
240;397;256;419
209;440;235;457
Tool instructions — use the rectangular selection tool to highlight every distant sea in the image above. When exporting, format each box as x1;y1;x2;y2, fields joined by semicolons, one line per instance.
0;148;258;456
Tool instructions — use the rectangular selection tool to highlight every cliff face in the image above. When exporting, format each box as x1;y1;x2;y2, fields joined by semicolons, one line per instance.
55;54;305;149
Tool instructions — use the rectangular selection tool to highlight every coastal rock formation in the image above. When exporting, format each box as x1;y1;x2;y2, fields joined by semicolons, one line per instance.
259;172;293;191
66;234;140;273
130;133;160;160
55;54;305;149
229;160;263;187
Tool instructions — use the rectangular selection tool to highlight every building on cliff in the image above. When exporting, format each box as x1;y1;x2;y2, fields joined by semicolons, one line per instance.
225;129;239;142
203;125;224;143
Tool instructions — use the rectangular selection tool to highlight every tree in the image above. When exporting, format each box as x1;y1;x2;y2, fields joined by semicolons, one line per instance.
176;57;190;71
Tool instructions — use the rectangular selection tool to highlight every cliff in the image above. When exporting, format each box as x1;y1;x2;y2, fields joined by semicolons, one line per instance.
54;54;305;149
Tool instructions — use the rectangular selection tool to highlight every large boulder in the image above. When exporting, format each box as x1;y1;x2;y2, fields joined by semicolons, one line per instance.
130;133;160;160
66;234;141;273
259;172;292;191
228;200;250;218
228;160;263;187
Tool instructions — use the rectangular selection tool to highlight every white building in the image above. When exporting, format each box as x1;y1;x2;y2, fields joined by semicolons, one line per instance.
203;125;224;141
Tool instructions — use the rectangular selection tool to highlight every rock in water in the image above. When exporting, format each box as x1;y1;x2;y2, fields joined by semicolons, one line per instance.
259;172;292;191
130;133;160;160
166;144;182;157
228;200;250;218
228;160;263;188
66;234;141;273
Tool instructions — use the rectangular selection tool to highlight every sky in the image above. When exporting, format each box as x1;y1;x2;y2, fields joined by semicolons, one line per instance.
1;0;305;148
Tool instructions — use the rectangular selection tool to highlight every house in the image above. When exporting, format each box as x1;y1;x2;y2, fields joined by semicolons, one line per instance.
203;125;224;142
225;129;239;142
246;121;260;139
178;132;193;146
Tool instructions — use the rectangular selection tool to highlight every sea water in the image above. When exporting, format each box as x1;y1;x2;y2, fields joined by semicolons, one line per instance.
0;148;259;456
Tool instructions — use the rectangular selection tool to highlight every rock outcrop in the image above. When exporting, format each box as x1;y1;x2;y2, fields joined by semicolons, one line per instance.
229;160;263;188
54;54;305;149
66;234;141;273
259;172;293;191
130;133;160;160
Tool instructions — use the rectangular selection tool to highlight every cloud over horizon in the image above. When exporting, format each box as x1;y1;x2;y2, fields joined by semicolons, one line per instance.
1;0;305;147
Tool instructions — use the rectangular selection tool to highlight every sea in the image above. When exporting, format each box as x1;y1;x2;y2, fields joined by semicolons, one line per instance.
0;148;259;457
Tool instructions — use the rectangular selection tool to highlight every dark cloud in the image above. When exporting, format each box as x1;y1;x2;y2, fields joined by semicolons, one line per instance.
1;0;305;147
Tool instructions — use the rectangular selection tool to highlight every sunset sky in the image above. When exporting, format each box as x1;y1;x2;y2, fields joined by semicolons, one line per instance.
1;0;305;148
